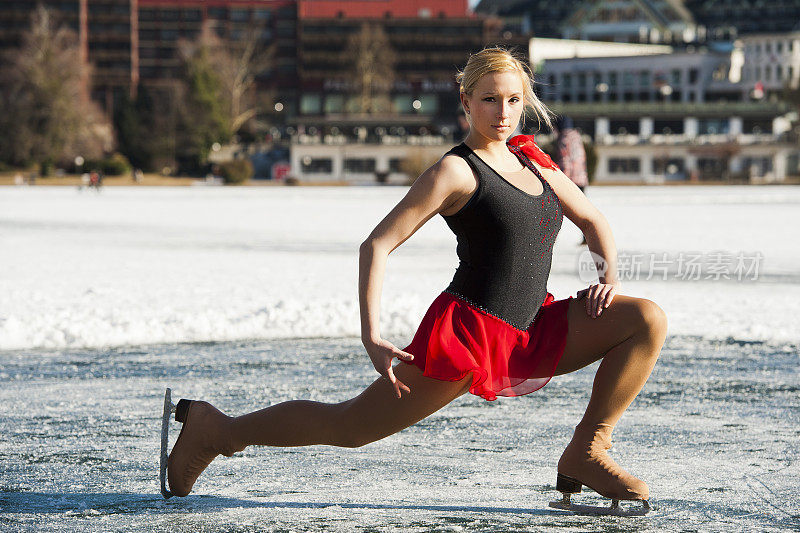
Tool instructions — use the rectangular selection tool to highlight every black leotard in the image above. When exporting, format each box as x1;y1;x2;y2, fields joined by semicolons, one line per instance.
441;142;564;330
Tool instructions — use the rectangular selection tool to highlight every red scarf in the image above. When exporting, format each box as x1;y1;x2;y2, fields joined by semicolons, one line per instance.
507;134;560;171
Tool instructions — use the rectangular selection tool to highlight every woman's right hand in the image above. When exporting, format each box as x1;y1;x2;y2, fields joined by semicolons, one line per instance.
363;337;415;399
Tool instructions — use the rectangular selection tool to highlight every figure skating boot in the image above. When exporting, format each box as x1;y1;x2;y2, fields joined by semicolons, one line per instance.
549;423;651;516
160;389;242;498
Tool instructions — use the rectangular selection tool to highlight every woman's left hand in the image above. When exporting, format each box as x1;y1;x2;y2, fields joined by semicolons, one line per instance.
576;281;620;318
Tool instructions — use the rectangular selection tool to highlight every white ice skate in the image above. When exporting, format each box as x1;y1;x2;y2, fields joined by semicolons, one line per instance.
548;473;652;516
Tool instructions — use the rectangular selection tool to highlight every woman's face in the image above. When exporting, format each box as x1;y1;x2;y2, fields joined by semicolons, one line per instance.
461;70;525;142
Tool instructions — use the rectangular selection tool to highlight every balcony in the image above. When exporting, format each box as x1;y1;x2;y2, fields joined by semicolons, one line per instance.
548;100;791;118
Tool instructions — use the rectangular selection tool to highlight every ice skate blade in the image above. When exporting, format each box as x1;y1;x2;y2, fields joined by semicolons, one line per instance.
159;387;177;499
549;493;651;516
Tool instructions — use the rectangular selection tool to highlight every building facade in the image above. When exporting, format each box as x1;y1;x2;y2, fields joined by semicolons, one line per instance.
537;38;798;182
0;0;137;110
739;31;800;95
477;0;800;44
0;0;295;116
284;0;523;182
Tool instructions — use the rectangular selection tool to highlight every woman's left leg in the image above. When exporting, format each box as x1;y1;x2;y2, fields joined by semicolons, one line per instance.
554;294;667;427
551;293;668;501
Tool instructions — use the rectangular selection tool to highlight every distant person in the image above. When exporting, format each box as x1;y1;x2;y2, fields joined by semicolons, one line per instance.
161;47;667;516
554;116;589;245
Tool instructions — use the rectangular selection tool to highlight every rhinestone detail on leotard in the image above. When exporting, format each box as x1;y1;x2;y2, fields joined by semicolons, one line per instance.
440;141;563;330
443;288;542;332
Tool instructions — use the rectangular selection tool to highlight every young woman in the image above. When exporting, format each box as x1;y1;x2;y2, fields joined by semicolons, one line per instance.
165;47;668;509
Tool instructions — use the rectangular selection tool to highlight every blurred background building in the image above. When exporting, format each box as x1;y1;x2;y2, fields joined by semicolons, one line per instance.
0;0;798;182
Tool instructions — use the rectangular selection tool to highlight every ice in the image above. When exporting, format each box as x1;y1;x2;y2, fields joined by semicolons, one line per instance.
0;336;797;531
1;185;798;350
0;185;798;530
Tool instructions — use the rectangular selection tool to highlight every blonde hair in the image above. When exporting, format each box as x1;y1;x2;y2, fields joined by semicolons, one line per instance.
455;46;554;131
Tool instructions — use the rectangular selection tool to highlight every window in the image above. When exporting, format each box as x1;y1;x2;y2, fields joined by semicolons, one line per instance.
639;70;650;86
416;94;438;114
231;9;250;22
301;158;332;174
608;158;640;173
563;73;572;89
689;68;699;84
608;72;618;88
742;156;772;174
323;95;344;114
697;158;727;177
161;9;180;20
654;119;683;134
392;94;413;113
670;69;682;85
300;94;321;115
344;158;376;173
623;71;634;86
653;158;685;175
698;118;729;134
182;9;201;21
609;120;639;135
743;119;772;134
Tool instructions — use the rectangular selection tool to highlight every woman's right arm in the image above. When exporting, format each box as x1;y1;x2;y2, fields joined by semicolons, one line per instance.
358;155;472;398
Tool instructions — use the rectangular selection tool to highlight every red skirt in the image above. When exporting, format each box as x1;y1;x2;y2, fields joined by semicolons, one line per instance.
400;291;573;401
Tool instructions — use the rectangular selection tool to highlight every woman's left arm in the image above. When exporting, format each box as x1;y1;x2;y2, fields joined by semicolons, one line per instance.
540;166;620;318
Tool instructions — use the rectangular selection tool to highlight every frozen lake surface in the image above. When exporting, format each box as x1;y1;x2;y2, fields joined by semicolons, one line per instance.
1;185;799;350
1;185;799;531
1;336;798;531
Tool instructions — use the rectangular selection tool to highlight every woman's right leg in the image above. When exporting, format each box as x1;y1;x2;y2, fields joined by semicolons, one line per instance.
168;362;473;496
229;362;473;449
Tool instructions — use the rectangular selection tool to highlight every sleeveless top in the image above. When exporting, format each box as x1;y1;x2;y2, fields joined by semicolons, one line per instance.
440;141;564;331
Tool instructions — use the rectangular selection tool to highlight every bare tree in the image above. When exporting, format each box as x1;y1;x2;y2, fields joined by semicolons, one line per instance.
344;22;396;114
0;5;112;170
177;20;274;137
